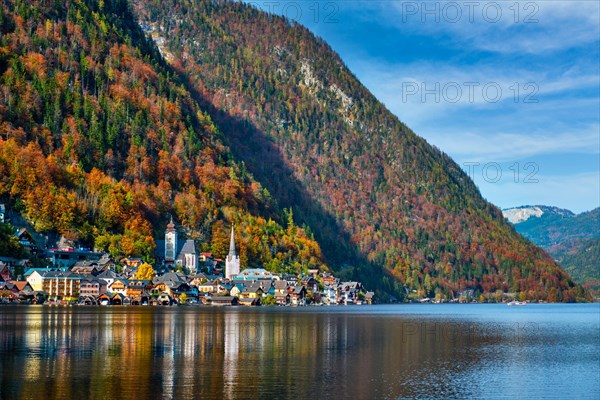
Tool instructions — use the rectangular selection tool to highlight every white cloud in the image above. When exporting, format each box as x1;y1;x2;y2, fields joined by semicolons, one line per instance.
355;59;598;109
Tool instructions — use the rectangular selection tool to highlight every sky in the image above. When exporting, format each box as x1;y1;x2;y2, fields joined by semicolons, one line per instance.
248;0;600;213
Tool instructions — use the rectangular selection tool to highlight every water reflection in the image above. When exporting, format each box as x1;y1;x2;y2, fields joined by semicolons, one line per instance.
0;304;598;399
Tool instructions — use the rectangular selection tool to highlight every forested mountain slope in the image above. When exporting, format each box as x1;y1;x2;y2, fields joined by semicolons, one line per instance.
132;0;584;301
504;206;599;294
0;0;326;274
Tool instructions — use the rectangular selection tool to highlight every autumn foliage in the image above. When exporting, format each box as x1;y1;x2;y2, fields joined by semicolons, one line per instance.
0;0;587;301
0;0;326;273
132;0;586;301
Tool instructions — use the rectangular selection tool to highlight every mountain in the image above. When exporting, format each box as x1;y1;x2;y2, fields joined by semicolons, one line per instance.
0;0;585;301
129;0;584;301
0;0;326;275
503;205;574;225
503;206;599;293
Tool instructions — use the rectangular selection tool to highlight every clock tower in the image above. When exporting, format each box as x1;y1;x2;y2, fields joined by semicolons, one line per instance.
165;217;177;264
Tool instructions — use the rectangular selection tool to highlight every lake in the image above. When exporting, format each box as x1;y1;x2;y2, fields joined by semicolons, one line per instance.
0;304;598;399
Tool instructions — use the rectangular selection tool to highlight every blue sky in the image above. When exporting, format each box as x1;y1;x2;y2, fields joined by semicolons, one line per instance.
248;1;600;213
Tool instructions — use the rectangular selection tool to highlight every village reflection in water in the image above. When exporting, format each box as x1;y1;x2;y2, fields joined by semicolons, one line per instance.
1;305;599;399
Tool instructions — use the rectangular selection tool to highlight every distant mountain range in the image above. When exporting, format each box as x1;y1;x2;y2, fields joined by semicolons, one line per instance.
503;206;599;293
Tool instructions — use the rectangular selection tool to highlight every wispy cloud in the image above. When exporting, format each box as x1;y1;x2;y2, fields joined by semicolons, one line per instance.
381;0;600;54
429;126;600;161
352;58;599;162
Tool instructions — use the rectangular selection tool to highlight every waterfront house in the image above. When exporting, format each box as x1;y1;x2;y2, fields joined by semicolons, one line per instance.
157;293;175;305
290;286;307;305
79;277;107;297
240;283;263;300
320;273;339;287
121;258;144;268
257;280;274;295
275;293;290;305
189;273;208;287
151;282;170;296
127;280;154;298
131;293;151;305
229;284;244;298
323;287;338;304
96;253;116;271
301;276;318;292
211;296;238;306
170;282;196;298
153;272;188;294
1;265;12;282
79;295;98;305
274;280;288;295
97;293;111;305
111;293;130;305
71;260;102;275
198;280;219;293
15;228;38;254
5;281;33;298
238;297;260;306
283;274;298;286
41;271;83;300
24;268;53;291
96;269;119;287
108;279;129;296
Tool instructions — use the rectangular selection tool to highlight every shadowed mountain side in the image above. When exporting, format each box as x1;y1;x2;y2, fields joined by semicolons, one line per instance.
181;80;398;295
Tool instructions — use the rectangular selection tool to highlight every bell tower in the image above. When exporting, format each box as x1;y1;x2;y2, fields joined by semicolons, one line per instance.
165;216;177;264
225;225;240;280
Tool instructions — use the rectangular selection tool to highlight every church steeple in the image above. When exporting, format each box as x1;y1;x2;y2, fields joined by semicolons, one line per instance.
228;225;236;257
225;224;240;280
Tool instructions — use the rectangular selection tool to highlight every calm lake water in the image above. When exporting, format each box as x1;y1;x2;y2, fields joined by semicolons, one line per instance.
0;304;598;399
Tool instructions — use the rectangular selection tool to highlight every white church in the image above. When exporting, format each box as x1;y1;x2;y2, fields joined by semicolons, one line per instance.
225;225;240;281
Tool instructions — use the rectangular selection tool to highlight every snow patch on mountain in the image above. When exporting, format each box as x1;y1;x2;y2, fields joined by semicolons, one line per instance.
503;206;545;224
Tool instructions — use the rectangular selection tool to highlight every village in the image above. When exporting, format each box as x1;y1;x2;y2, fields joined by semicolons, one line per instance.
0;206;374;307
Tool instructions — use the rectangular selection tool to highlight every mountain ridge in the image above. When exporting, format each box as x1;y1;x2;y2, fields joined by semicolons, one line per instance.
503;205;599;293
502;205;575;224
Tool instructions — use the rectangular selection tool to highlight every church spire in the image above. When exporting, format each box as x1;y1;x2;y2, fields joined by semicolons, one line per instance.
228;224;236;257
226;224;240;281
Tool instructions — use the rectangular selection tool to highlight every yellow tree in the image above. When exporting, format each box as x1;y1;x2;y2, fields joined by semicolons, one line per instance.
135;263;155;280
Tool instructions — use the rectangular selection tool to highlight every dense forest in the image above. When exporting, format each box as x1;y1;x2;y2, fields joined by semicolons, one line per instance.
515;207;599;248
556;238;599;294
132;0;586;301
0;0;587;301
509;207;599;294
0;0;326;276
